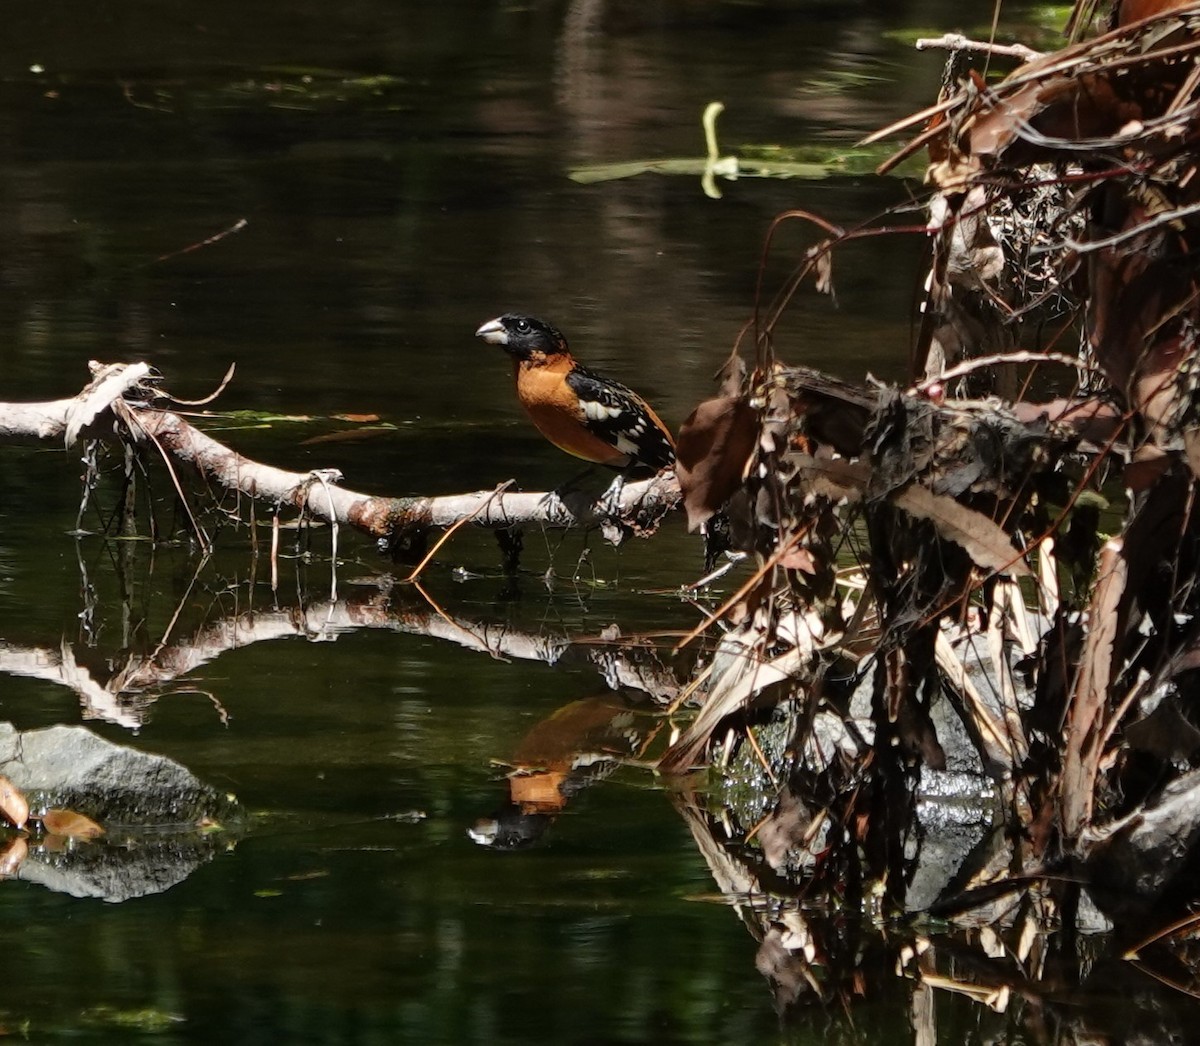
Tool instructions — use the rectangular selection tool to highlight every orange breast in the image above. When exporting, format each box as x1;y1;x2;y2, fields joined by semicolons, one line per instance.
514;357;629;466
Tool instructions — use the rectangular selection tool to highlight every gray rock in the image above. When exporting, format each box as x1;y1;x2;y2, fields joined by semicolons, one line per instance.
0;722;239;826
0;722;241;902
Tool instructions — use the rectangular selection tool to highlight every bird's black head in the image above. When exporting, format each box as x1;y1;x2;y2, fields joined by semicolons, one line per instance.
475;314;568;362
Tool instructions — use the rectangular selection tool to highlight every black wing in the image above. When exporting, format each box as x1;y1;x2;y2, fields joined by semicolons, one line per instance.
566;365;675;471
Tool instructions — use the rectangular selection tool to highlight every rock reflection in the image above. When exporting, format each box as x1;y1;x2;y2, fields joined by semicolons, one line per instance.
0;722;239;902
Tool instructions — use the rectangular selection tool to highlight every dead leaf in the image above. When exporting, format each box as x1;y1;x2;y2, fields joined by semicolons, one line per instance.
793;454;870;502
675;396;759;531
1124;699;1200;761
1125;447;1172;492
716;351;746;399
41;809;104;840
778;547;819;573
1117;0;1198;25
0;775;29;831
0;836;27;877
330;413;381;423
1062;538;1128;839
893;485;1031;577
811;248;834;296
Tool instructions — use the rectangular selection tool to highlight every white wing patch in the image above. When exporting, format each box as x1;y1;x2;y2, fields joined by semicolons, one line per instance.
566;364;675;470
582;400;623;422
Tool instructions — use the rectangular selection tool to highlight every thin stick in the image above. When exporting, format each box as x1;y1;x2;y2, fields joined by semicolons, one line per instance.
1054;200;1200;254
116;402;211;553
1125;910;1200;958
909;349;1102;392
743;726;780;789
673;531;802;652
403;480;514;584
312;471;340;601
270;511;280;593
1126;960;1200;1003
152;218;248;266
662;661;715;720
915;33;1042;64
166;363;238;407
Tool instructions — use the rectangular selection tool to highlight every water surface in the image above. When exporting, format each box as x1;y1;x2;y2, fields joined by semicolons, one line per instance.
0;2;1106;1042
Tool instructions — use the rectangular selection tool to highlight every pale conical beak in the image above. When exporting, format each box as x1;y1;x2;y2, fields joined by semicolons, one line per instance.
475;318;508;345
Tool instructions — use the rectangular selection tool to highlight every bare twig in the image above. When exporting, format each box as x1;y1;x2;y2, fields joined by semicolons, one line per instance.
152;218;248;266
403;480;515;584
909;350;1102;392
915;33;1043;64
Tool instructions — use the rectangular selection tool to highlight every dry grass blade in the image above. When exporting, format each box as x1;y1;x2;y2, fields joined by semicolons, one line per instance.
1061;538;1127;840
661;638;814;773
935;631;1024;769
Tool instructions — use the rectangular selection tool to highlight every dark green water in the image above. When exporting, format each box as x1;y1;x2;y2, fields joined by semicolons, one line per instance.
0;2;1109;1043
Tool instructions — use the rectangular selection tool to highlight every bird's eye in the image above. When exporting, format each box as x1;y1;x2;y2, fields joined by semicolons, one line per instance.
515;319;531;333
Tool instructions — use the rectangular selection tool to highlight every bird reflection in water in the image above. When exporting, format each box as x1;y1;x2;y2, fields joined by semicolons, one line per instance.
468;694;652;849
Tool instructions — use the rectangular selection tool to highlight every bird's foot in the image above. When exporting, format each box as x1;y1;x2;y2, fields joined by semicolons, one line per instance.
537;489;566;512
597;474;626;519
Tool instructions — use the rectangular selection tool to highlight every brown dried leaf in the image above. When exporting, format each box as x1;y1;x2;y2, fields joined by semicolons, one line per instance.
1118;0;1199;25
675;396;758;531
1124;699;1200;760
893;485;1031;577
41;809;104;841
793;454;869;502
778;547;819;574
716;351;747;400
812;249;834;297
1125;447;1172;492
0;836;27;878
0;775;29;831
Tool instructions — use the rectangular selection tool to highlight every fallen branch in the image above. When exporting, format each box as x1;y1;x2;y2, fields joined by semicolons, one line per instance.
0;362;682;554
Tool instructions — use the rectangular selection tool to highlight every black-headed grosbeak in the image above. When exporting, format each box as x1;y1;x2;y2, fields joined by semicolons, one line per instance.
475;313;675;477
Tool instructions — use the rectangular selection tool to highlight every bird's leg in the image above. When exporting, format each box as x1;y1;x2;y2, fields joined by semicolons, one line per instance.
557;464;600;495
538;464;597;511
